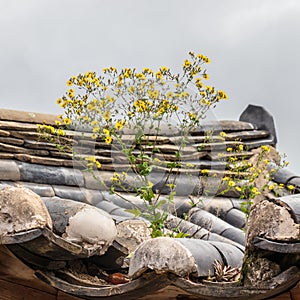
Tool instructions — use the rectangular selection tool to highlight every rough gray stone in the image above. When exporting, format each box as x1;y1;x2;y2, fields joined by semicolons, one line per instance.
116;220;151;253
246;199;300;247
0;186;52;236
128;237;197;278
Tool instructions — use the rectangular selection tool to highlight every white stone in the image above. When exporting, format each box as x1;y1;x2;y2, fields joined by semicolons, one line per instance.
128;237;197;278
64;206;117;255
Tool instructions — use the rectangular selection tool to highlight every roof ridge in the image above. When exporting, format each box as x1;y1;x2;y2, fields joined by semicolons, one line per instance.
0;108;58;125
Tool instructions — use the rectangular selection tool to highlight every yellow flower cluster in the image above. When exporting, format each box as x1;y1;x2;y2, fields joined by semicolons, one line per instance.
37;124;66;137
85;156;101;169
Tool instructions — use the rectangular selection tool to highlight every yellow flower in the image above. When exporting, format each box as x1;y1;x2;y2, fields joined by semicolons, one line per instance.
103;128;110;135
135;73;146;80
195;78;203;89
103;111;111;121
287;185;295;191
263;159;269;165
128;86;135;94
56;98;63;105
183;59;192;68
105;135;112;145
172;105;178;111
166;91;173;98
251;187;261;195
95;160;101;168
222;176;230;181
235;186;242;192
155;71;163;80
228;180;236;187
227;147;233;152
106;95;115;103
55;120;61;126
115;120;124;130
201;169;209;175
268;184;275;190
57;129;65;136
206;86;213;92
238;144;244;151
92;126;100;133
188;111;197;121
261;145;270;153
143;67;153;74
160;66;169;72
203;73;209;80
63;118;71;125
66;80;72;86
219;131;227;138
68;89;75;98
204;56;211;64
111;172;120;181
218;90;228;100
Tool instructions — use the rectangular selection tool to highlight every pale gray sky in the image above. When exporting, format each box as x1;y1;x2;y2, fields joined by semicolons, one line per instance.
1;0;300;173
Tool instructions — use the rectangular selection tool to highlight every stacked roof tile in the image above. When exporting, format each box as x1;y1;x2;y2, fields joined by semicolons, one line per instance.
0;106;299;299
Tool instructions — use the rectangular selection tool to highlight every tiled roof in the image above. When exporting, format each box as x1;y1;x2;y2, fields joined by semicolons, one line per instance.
0;106;299;299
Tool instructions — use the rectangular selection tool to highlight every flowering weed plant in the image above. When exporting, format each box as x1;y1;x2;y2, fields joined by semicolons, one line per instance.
39;51;230;237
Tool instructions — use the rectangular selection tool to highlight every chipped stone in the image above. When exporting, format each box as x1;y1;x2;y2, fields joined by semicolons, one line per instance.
128;237;197;278
0;186;52;236
116;220;152;253
247;200;300;247
243;258;281;287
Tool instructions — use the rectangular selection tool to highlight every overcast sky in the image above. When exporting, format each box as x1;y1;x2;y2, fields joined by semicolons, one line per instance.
1;0;300;173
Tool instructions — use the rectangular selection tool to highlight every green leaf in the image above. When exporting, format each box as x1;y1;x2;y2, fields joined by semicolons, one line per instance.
126;208;141;217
